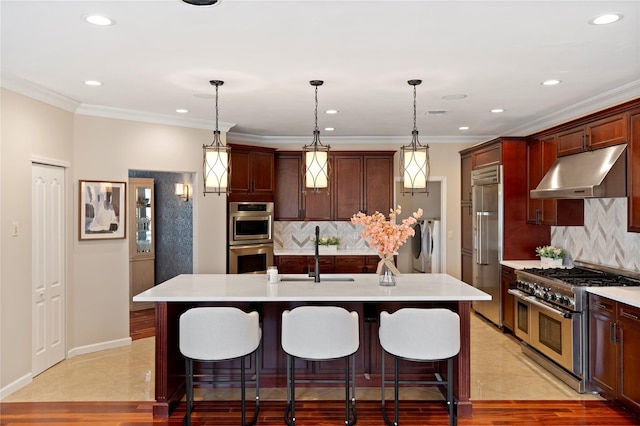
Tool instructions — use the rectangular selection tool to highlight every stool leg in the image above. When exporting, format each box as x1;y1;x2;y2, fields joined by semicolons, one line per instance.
394;356;399;426
241;357;246;426
184;358;193;426
447;357;456;426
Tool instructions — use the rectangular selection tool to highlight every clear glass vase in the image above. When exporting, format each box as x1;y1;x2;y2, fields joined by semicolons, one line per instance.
379;263;396;286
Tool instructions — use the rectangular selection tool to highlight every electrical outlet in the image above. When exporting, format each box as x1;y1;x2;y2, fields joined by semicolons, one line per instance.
12;222;19;237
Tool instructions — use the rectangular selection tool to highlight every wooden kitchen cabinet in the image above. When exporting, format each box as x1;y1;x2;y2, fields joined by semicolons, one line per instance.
557;113;627;157
274;153;302;220
229;144;275;202
334;256;365;273
589;294;640;415
526;135;583;226
274;151;393;221
628;107;640;233
275;255;385;274
460;153;473;285
500;266;516;332
275;255;308;274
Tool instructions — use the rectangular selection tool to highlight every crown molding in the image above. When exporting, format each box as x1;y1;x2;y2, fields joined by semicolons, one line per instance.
75;104;235;132
227;132;490;146
1;73;80;113
506;79;640;136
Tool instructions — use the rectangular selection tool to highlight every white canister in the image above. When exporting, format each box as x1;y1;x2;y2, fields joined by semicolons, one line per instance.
267;266;279;283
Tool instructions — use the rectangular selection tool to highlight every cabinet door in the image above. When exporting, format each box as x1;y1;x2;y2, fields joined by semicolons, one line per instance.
618;303;640;411
334;155;363;220
501;266;516;332
275;256;308;274
587;113;627;151
557;126;585;157
461;204;473;252
364;155;393;217
472;142;501;169
540;136;559;225
334;256;365;273
526;138;543;224
461;154;472;203
364;255;380;273
307;256;335;274
628;108;640;232
250;151;274;194
274;154;302;220
589;295;617;398
461;250;473;285
230;149;251;194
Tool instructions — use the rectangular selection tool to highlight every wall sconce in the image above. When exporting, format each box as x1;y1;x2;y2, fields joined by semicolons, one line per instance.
175;183;190;202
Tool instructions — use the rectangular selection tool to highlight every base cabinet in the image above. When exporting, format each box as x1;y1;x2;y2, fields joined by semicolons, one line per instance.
589;294;640;415
275;255;390;274
500;266;516;332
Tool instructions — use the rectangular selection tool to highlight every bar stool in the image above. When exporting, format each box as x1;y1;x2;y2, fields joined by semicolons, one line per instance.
281;305;359;426
379;308;460;426
179;307;261;426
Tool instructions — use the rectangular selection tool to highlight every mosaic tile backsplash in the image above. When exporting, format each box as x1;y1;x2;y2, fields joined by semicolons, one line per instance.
274;221;369;250
551;198;640;272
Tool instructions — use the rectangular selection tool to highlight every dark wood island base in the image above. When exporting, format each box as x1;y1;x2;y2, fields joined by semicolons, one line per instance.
152;300;474;419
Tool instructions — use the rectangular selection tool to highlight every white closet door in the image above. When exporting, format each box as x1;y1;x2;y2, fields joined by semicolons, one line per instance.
32;163;66;376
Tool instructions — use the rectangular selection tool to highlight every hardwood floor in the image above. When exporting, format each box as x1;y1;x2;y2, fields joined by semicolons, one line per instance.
130;308;155;340
1;399;638;425
2;309;637;424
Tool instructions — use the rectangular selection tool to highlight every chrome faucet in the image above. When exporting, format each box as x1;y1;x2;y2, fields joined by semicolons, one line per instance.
311;225;321;282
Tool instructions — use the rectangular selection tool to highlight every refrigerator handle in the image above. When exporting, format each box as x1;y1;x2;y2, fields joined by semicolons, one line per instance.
476;211;489;265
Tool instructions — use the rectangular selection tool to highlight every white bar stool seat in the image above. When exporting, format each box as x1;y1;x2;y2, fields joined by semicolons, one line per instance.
379;308;460;426
179;307;261;426
281;305;359;425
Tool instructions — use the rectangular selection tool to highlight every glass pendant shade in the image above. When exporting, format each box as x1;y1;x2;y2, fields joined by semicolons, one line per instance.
203;133;230;195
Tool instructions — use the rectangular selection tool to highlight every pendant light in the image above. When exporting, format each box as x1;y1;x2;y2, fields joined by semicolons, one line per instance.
203;80;231;196
302;80;331;193
400;79;430;195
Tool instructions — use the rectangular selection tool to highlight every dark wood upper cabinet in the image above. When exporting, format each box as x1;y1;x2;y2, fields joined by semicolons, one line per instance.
628;107;640;232
557;113;627;157
274;151;393;221
274;153;302;220
334;155;363;220
229;144;275;202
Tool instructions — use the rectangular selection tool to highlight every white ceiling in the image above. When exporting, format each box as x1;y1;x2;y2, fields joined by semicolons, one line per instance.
2;1;639;145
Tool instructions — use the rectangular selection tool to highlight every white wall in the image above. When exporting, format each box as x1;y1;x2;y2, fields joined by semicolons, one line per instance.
1;88;74;391
0;89;228;395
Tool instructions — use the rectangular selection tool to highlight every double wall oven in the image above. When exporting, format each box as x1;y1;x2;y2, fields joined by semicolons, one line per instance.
510;261;640;393
228;202;274;274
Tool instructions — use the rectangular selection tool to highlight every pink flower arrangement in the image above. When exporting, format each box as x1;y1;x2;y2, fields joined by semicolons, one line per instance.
351;206;424;256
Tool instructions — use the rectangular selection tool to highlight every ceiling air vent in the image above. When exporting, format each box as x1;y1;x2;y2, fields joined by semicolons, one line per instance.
425;110;448;115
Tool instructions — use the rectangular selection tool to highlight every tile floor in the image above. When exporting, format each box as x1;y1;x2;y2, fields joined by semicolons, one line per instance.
2;314;603;402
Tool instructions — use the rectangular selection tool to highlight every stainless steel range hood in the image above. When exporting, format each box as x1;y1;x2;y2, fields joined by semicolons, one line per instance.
530;144;627;199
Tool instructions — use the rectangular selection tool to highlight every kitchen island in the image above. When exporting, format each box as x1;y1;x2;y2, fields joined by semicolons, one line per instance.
133;273;490;418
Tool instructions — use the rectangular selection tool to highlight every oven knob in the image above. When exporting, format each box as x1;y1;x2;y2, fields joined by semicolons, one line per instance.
548;293;557;301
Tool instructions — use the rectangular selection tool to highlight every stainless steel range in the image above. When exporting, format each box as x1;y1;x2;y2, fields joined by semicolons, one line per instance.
510;260;640;393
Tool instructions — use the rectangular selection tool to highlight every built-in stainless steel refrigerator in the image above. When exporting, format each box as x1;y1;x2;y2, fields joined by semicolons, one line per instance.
471;165;502;327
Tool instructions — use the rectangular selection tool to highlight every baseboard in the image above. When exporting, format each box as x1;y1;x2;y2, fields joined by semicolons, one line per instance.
0;372;33;399
67;337;132;359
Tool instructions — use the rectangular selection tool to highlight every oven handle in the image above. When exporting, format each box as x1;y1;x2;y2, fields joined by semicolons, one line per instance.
508;289;573;318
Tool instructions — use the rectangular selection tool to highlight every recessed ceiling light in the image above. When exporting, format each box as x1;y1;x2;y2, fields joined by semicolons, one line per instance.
84;80;102;86
176;109;189;114
324;127;335;131
325;109;339;114
541;79;562;86
589;13;623;25
491;108;505;113
459;126;470;131
83;14;115;26
442;94;467;100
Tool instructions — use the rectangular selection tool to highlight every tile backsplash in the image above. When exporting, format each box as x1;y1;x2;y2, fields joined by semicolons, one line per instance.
274;221;368;250
551;198;640;272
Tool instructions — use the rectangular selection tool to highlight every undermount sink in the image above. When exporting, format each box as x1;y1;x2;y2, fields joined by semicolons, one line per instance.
279;276;355;282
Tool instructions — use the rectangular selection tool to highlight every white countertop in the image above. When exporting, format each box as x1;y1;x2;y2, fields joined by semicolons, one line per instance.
132;273;491;303
586;287;640;309
500;260;544;270
274;249;378;256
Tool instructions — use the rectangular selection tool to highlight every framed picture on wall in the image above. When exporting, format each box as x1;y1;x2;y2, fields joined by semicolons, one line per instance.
79;180;126;240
